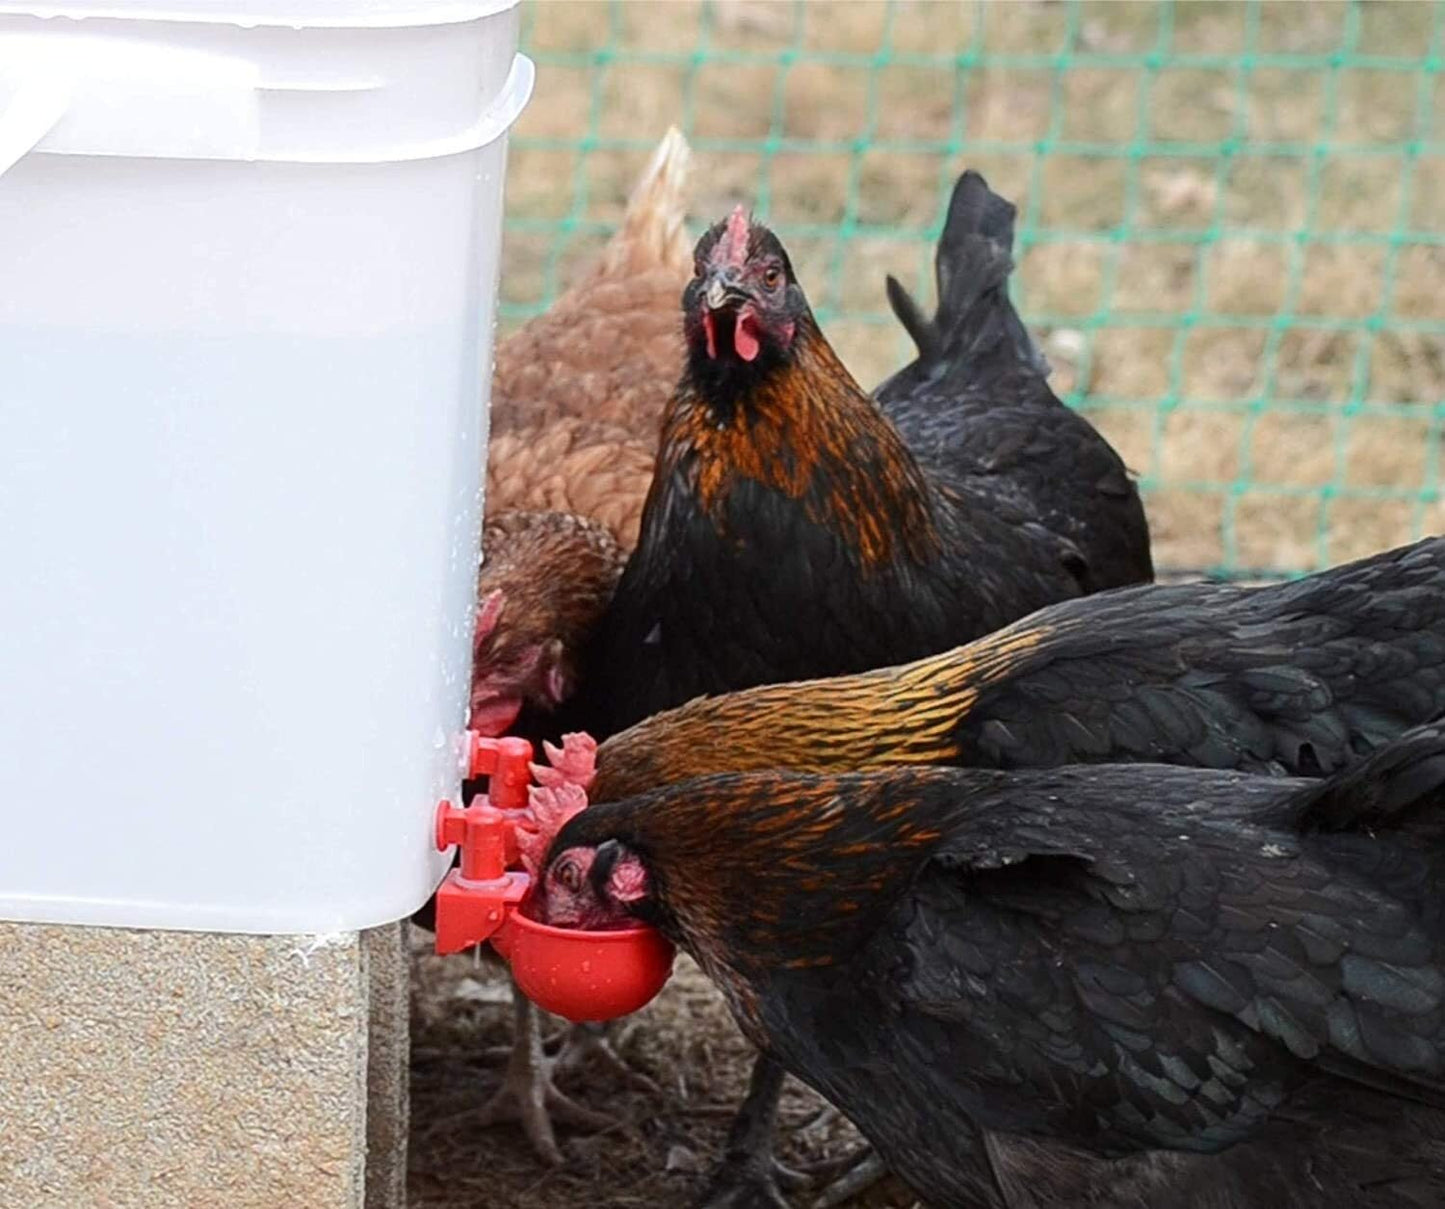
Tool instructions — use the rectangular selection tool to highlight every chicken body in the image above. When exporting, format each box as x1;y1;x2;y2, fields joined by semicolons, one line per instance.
560;534;1445;1203
590;534;1445;800
553;170;1147;1208
486;420;656;550
489;126;692;442
539;729;1445;1208
876;174;1150;593
471;127;692;734
571;170;1151;739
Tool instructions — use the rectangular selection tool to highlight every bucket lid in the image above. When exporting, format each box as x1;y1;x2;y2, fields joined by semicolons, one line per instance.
0;0;519;27
0;25;533;165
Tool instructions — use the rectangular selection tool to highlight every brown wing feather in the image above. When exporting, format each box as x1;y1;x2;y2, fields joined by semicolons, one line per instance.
492;270;684;441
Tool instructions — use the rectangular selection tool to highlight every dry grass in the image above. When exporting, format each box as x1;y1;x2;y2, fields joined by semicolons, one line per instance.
413;3;1445;1205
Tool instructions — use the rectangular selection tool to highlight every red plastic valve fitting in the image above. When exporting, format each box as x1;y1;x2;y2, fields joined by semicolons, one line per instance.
468;733;532;810
432;733;537;955
432;796;531;955
431;729;676;1021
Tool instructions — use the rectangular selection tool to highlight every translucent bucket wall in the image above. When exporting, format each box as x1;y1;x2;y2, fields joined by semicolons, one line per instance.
0;0;533;931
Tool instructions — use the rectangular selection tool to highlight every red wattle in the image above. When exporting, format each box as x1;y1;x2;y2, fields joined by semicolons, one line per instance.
469;695;523;738
735;311;761;362
703;311;718;359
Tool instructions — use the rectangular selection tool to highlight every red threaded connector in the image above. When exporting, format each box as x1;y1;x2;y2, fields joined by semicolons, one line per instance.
468;732;533;811
433;796;530;954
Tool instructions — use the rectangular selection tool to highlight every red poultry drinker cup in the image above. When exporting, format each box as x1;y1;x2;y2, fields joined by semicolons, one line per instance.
432;735;674;1022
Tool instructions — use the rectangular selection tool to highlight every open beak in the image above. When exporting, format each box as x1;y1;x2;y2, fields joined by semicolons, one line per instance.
700;269;761;362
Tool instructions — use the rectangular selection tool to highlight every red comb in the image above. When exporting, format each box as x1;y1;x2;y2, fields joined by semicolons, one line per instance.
515;732;598;879
516;781;590;879
475;589;505;652
473;589;508;655
531;732;598;791
722;204;750;268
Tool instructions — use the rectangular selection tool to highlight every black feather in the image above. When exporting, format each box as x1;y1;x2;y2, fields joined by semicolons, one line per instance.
953;538;1445;780
884;273;940;363
874;169;1151;593
576;750;1445;1207
568;171;1152;738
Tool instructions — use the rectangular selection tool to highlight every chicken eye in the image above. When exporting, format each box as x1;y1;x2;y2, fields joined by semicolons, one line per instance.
555;858;583;893
762;265;782;289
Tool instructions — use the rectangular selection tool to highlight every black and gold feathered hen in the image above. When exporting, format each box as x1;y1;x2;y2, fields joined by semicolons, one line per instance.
540;723;1445;1208
554;534;1445;1205
591;535;1445;802
569;171;1151;740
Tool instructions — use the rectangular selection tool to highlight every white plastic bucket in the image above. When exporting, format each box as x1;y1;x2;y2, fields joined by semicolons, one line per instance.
0;1;533;932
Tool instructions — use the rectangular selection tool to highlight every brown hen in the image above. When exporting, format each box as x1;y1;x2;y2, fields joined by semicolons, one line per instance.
472;126;692;736
456;127;694;1171
490;124;693;440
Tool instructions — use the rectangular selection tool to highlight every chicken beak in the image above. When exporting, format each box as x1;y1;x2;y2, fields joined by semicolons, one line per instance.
703;268;747;311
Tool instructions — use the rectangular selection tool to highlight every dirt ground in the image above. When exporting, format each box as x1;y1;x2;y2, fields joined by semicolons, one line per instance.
410;3;1445;1206
410;931;918;1209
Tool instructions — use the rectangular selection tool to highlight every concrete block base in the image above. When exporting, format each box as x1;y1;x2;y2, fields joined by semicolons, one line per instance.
0;920;409;1209
364;922;410;1209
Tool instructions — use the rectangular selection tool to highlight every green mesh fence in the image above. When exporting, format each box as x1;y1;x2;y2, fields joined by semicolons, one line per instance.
501;0;1445;580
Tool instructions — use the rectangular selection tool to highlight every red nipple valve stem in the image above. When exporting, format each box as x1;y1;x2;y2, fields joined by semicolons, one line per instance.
435;799;510;881
432;793;530;955
468;732;533;811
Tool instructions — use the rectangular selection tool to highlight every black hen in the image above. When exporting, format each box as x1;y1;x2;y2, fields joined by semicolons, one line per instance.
540;725;1445;1208
591;535;1445;800
569;171;1151;739
877;170;1151;593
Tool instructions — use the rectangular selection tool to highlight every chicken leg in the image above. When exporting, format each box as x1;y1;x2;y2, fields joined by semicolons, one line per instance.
472;979;613;1165
693;1055;810;1209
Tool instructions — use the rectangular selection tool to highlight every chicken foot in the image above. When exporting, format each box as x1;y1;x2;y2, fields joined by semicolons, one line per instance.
693;1054;811;1209
810;1151;888;1208
551;1020;661;1093
471;981;613;1166
699;1059;894;1209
